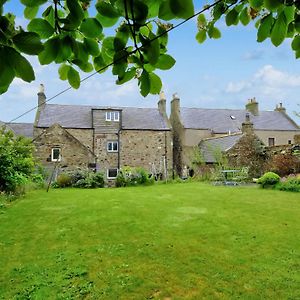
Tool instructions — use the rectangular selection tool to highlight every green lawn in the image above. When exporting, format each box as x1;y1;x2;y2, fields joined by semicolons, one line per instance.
0;183;299;299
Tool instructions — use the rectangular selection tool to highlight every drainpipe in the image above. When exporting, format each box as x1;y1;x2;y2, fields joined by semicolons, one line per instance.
117;111;122;170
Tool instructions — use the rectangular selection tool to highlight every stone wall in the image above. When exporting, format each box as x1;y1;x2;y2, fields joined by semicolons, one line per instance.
33;124;95;173
119;130;173;176
66;128;94;151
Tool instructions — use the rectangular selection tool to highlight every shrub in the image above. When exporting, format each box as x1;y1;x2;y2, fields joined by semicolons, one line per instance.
265;154;300;177
56;173;72;188
257;172;280;188
276;175;300;192
116;166;154;187
72;171;104;188
0;127;34;193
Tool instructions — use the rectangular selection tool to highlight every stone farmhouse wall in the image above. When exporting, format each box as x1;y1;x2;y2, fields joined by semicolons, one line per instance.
119;130;173;175
33;124;95;173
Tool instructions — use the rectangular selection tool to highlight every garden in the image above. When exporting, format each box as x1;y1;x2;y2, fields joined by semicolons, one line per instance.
1;183;300;299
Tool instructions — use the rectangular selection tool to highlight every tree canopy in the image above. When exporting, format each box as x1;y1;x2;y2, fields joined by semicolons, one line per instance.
0;0;299;96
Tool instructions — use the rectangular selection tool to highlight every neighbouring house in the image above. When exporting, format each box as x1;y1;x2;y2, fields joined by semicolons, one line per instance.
198;114;268;177
170;94;300;175
3;122;34;139
32;87;173;180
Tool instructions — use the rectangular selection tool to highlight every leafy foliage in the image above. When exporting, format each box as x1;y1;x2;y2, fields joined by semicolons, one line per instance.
257;171;280;188
1;0;300;95
116;166;154;187
0;126;35;193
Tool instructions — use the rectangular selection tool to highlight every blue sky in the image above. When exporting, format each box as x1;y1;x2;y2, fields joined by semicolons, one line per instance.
1;1;299;124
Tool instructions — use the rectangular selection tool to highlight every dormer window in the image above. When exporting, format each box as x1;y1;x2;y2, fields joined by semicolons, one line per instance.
106;111;119;122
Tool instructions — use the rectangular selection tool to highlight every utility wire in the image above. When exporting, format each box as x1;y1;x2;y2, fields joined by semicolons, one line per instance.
7;0;223;124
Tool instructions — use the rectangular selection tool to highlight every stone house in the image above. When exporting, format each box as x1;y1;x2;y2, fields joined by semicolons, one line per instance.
170;94;300;175
198;115;268;177
32;88;172;180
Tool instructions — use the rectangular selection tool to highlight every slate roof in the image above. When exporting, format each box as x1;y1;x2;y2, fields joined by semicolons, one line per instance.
37;104;170;130
199;134;243;163
5;123;34;138
180;108;300;133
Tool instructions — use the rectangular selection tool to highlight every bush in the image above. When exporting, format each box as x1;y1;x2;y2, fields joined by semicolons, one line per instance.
0;127;35;193
56;173;72;188
265;154;300;177
116;166;154;187
257;172;280;188
276;175;300;192
72;171;104;188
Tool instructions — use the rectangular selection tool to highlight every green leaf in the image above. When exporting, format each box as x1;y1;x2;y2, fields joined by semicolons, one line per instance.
6;47;34;82
149;72;162;95
271;12;287;47
58;64;70;80
291;35;300;51
158;0;175;21
66;0;84;20
208;26;221;39
257;14;274;42
197;14;207;28
84;38;100;56
55;37;72;63
145;37;160;65
80;18;103;39
24;6;39;19
0;48;15;91
116;68;136;85
283;6;295;25
155;54;176;70
67;66;80;89
295;50;300;59
27;18;55;39
264;0;283;11
20;0;47;7
170;0;194;19
42;6;55;28
94;53;108;73
38;37;60;64
96;13;119;27
239;7;251;26
95;1;120;18
213;2;226;20
12;32;43;55
196;29;207;44
249;0;263;9
139;70;150;97
226;8;239;26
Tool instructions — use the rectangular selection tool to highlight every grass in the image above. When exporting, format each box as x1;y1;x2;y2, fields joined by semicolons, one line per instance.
0;183;300;299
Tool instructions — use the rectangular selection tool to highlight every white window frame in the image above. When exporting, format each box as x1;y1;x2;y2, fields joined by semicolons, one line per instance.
51;148;61;162
107;168;118;179
107;141;118;152
106;111;119;122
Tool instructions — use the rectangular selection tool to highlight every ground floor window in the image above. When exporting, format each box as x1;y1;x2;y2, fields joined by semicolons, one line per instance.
268;137;275;146
51;148;61;162
107;168;118;179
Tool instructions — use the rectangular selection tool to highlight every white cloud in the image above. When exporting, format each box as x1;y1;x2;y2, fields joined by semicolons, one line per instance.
225;65;300;96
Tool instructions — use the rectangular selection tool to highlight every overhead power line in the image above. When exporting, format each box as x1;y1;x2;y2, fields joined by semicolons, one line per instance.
8;0;222;124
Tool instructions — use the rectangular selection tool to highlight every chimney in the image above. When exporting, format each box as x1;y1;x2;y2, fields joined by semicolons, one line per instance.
34;84;46;127
274;102;286;114
245;97;259;116
38;84;46;109
158;91;167;117
242;113;254;134
171;93;180;116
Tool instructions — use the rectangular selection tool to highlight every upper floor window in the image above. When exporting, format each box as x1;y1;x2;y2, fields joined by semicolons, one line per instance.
106;111;119;122
107;141;118;152
51;148;61;162
288;140;292;145
268;138;275;147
